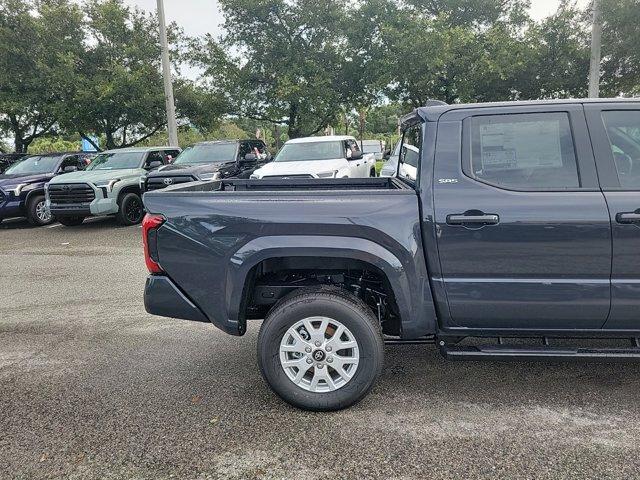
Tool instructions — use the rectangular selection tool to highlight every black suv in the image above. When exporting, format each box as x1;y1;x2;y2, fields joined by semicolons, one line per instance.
0;152;88;225
142;140;270;192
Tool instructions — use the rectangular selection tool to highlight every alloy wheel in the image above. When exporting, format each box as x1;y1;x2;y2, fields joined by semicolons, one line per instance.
279;316;360;393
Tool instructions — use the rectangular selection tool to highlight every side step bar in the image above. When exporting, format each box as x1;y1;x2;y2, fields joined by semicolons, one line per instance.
442;344;640;361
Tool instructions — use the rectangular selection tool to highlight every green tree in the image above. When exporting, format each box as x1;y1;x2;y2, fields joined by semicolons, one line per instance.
62;0;184;150
516;3;590;99
0;0;84;152
600;0;640;96
193;0;358;138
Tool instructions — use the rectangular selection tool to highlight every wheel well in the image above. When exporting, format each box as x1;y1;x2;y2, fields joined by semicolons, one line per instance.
117;185;141;203
25;189;45;204
242;256;402;336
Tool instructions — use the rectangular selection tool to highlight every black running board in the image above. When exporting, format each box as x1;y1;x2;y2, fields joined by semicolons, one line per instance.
442;345;640;361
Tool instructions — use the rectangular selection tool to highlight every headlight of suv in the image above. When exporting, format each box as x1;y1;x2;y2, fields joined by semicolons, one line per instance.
96;178;121;193
316;170;338;178
8;183;32;196
249;174;259;180
197;171;221;181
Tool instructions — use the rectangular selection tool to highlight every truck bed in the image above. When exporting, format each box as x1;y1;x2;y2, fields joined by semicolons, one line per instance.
156;177;410;193
142;175;433;339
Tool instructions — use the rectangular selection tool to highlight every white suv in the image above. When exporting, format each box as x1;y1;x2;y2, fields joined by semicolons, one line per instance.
250;136;376;179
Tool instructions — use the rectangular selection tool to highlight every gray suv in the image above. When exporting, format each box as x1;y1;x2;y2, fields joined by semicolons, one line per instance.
46;146;180;226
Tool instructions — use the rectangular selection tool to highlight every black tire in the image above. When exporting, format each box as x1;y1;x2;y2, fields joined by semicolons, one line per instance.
57;215;85;226
117;192;144;226
257;287;384;411
26;194;54;226
370;167;376;177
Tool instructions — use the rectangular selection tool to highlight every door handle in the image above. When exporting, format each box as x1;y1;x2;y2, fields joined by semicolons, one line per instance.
446;213;500;226
616;212;640;224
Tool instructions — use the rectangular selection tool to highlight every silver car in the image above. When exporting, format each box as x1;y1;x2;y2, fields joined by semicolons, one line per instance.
379;142;401;177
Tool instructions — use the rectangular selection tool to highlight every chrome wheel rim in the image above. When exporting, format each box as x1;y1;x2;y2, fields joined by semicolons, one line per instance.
279;316;360;393
36;200;51;223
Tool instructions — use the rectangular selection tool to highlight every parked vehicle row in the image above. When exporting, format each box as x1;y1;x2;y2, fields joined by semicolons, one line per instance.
1;135;384;227
143;98;640;411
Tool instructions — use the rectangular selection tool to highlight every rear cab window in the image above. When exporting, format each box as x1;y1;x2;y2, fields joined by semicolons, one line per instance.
601;110;640;190
466;113;580;190
398;124;421;183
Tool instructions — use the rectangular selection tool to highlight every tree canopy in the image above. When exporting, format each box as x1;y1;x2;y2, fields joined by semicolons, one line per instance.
0;0;639;152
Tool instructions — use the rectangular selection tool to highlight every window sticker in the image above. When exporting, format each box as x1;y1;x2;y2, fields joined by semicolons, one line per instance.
479;120;563;172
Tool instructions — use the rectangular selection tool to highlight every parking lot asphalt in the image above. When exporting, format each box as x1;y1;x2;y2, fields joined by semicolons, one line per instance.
1;217;640;479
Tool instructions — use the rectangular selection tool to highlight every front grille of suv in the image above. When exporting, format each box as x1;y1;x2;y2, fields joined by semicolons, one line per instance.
146;175;198;191
48;183;95;204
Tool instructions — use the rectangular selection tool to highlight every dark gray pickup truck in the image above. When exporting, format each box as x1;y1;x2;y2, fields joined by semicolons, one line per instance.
142;98;640;411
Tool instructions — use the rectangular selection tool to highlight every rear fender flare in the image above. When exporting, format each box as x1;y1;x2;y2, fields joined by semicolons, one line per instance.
227;235;414;335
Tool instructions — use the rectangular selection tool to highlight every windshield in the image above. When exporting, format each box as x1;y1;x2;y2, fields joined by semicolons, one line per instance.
275;141;344;162
87;152;144;171
174;144;237;164
362;143;382;154
4;155;61;175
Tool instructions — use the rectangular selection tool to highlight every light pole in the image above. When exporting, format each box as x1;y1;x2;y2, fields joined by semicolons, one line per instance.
157;0;179;146
588;0;603;98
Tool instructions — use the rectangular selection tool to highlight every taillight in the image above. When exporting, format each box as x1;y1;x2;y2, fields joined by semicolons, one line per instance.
142;213;165;274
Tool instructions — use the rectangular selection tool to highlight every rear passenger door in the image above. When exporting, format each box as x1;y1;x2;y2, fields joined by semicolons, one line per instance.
586;104;640;329
433;104;612;331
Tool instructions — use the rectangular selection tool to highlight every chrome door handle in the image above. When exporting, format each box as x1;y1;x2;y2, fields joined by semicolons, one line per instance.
616;212;640;224
446;214;500;226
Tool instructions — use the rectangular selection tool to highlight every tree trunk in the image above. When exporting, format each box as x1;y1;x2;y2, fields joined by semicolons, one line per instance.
14;137;32;153
287;102;300;139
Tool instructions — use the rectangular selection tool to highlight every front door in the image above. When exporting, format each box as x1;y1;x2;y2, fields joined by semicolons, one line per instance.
586;104;640;330
433;104;612;331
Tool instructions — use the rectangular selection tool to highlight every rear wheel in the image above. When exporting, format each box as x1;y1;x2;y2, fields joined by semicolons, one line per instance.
257;288;384;411
117;192;144;226
57;215;85;226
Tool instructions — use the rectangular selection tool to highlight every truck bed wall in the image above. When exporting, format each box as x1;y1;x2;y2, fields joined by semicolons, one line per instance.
143;187;438;338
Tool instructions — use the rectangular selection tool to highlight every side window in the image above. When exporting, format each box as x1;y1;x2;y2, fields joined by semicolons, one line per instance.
399;124;421;182
164;149;180;163
344;140;360;159
59;155;80;172
601;110;640;189
238;142;252;159
146;151;164;166
467;112;580;190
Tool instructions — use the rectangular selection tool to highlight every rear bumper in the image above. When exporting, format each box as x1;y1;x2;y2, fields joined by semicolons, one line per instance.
144;275;209;323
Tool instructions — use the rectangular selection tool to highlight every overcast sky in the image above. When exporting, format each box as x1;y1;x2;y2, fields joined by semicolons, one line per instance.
125;0;591;40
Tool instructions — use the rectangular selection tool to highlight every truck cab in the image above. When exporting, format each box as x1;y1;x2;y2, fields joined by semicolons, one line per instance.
142;99;640;411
